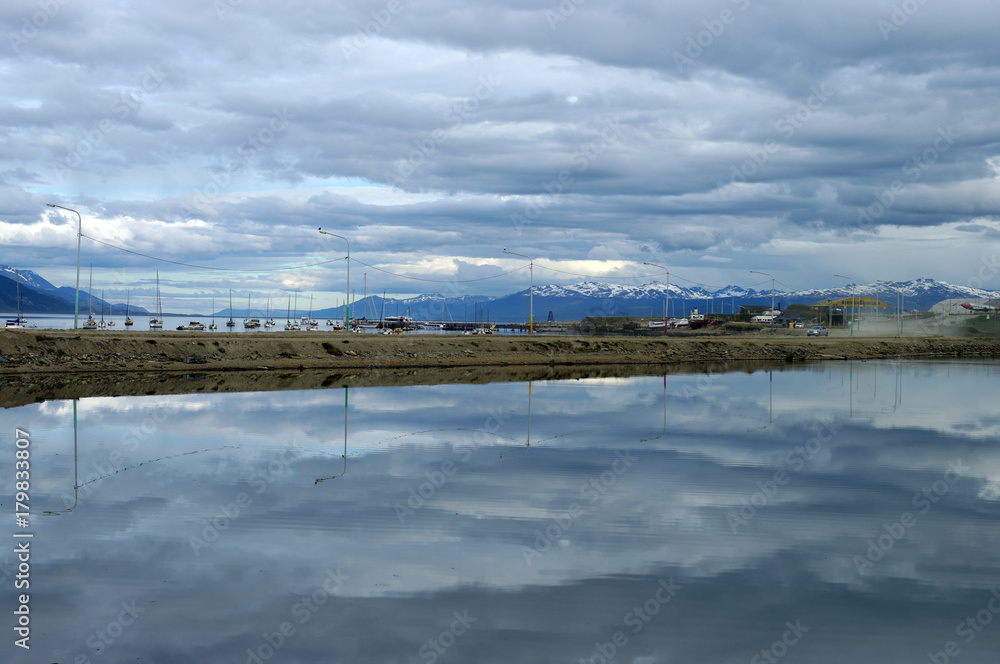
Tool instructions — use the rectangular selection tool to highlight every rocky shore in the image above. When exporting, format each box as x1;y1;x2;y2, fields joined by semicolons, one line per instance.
5;328;1000;372
2;329;999;407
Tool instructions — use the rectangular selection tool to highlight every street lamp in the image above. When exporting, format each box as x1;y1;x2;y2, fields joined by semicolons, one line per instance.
834;273;856;336
47;204;83;329
750;270;775;335
318;228;350;328
503;248;533;334
643;262;669;337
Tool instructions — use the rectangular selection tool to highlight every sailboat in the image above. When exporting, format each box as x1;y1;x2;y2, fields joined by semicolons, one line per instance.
264;298;275;328
226;289;235;328
209;297;218;330
98;289;107;329
244;293;260;328
124;290;133;327
149;271;163;329
84;265;98;329
305;294;319;330
4;269;26;328
284;294;300;330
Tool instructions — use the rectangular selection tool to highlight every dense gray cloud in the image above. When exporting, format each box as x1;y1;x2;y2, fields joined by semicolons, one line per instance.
3;0;1000;305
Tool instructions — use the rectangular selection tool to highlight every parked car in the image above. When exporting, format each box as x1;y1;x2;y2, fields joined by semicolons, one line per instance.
806;325;828;336
793;322;804;328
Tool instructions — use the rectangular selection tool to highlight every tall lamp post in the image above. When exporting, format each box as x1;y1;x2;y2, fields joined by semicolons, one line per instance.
643;262;669;337
503;248;533;334
318;228;350;328
750;270;775;335
47;204;83;329
834;273;856;335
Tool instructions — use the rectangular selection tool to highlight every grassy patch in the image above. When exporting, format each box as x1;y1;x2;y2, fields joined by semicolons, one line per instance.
964;317;1000;337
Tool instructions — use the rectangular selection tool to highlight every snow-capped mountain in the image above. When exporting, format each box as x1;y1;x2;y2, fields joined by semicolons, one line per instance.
392;278;999;322
0;265;59;292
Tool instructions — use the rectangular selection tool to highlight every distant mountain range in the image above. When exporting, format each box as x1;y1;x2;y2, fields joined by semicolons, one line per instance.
0;266;149;316
3;264;997;322
296;277;1000;322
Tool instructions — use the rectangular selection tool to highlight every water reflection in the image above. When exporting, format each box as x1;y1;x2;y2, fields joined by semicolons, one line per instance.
315;387;348;484
42;399;79;515
4;360;1000;663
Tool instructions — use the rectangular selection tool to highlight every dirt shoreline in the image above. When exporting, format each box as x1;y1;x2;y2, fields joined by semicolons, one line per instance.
2;329;999;407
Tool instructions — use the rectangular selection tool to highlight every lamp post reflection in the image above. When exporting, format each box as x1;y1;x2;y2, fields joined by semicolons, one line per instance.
315;387;349;484
746;369;773;432
44;399;79;515
640;374;668;442
526;380;531;447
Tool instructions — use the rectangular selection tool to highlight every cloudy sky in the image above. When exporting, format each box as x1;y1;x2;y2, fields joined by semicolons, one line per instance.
3;0;1000;308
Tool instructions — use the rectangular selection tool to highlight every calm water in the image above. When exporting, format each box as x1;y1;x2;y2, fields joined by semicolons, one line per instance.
3;361;999;663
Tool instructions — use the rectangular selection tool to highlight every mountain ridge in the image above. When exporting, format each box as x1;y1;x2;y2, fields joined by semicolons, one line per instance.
2;264;997;321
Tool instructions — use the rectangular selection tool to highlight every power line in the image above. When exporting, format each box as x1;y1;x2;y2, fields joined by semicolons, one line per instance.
82;233;345;272
80;232;781;292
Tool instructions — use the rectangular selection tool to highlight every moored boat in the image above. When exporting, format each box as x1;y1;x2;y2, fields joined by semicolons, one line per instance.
5;269;26;328
125;290;134;327
149;271;164;329
84;266;98;328
209;297;218;330
226;289;235;328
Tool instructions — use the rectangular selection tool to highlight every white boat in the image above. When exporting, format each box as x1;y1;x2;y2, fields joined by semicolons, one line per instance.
244;294;260;328
149;271;164;329
264;299;275;328
209;297;218;330
177;321;206;331
285;295;300;330
302;294;319;327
